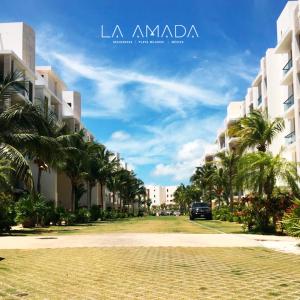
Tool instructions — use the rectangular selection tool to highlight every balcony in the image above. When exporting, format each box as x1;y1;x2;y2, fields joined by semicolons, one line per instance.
283;94;294;111
285;131;296;145
283;58;292;75
257;95;262;106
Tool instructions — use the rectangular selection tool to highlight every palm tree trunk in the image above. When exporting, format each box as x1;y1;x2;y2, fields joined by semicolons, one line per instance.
258;166;264;196
37;167;43;194
132;199;135;216
113;191;116;209
100;183;104;210
71;183;75;212
88;182;92;209
229;187;234;211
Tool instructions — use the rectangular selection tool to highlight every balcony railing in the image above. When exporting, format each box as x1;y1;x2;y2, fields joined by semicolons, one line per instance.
257;95;262;106
285;131;296;145
283;58;292;75
284;94;294;111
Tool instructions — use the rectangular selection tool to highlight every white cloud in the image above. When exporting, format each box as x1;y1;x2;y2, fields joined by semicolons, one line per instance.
111;131;131;141
35;25;259;184
106;116;222;183
36;26;257;120
152;138;207;181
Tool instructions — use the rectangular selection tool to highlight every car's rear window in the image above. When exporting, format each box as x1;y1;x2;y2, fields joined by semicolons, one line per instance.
192;202;209;208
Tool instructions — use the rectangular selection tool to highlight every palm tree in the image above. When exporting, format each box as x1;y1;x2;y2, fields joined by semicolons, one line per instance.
238;151;300;228
81;141;104;209
27;108;77;194
0;159;14;192
191;163;216;203
0;72;33;190
230;110;285;195
174;184;187;213
209;167;226;208
93;147;118;210
239;152;300;197
58;130;88;211
107;171;122;210
0;71;27;110
0;104;43;191
132;178;146;215
215;151;240;210
229;110;284;153
118;169;140;213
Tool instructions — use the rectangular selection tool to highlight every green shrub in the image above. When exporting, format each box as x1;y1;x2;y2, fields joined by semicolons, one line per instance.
213;206;232;221
137;209;144;217
63;211;76;225
0;193;15;232
76;208;91;223
15;194;72;227
15;193;52;227
282;199;300;237
239;192;293;233
90;205;100;221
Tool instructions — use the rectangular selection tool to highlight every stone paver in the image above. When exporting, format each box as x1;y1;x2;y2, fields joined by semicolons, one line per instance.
0;233;299;254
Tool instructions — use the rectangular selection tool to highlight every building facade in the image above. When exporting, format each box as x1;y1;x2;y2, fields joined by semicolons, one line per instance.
202;1;300;168
0;22;123;210
145;185;177;207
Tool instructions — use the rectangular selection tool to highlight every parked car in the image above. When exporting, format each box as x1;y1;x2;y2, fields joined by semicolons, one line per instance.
173;211;181;216
189;202;212;220
159;210;172;216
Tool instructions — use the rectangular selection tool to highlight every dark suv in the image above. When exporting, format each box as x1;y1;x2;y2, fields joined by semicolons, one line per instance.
189;202;212;220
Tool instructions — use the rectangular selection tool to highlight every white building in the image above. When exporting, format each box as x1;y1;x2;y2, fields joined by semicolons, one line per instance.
0;21;127;211
145;185;177;206
202;1;300;168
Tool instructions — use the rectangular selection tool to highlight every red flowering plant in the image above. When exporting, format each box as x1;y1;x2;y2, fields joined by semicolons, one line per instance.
239;190;293;233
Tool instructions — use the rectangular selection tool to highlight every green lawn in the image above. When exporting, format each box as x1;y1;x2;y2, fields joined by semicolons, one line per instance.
9;216;244;236
0;247;300;299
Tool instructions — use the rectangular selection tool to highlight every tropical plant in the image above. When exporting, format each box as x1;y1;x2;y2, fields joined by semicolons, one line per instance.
26;107;77;194
57;130;88;211
238;152;300;198
0;71;27;109
282;199;300;237
15;193;52;227
0;193;15;231
84;142;105;208
92;146;118;210
0;159;14;192
174;184;188;214
214;151;240;210
190;163;216;203
229;110;284;153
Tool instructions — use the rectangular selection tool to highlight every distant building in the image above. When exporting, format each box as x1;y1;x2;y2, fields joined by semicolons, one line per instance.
145;185;177;206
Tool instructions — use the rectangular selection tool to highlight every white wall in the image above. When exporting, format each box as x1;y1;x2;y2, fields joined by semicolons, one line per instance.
0;22;35;71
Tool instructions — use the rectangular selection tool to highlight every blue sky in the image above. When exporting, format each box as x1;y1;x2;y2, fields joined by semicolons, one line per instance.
0;0;290;185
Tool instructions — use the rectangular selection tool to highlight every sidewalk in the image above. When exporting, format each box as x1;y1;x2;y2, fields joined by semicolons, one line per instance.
0;233;299;254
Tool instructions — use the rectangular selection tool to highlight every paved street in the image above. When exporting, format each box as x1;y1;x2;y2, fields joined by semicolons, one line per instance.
1;232;299;254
